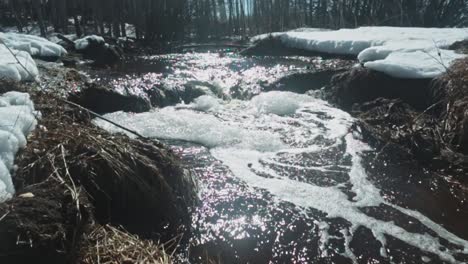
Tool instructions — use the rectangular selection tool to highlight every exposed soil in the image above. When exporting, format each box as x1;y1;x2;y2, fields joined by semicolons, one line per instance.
325;59;468;187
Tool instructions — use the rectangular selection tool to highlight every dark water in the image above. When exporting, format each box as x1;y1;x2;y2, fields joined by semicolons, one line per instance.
92;50;468;264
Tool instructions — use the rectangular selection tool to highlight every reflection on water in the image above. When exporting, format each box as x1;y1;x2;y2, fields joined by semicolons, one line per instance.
94;52;468;264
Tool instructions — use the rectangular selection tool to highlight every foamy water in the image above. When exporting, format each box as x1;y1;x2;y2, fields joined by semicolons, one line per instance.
96;90;468;263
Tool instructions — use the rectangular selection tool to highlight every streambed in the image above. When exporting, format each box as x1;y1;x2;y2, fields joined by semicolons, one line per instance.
92;51;468;264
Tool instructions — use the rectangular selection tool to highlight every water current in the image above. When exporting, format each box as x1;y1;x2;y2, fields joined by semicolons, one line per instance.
92;51;468;263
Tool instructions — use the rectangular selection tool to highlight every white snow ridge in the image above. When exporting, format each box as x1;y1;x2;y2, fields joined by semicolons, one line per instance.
253;27;468;78
0;92;37;202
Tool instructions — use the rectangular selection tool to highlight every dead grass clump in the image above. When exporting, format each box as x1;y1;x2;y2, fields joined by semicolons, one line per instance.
0;178;91;264
432;58;468;154
80;225;175;264
15;91;198;240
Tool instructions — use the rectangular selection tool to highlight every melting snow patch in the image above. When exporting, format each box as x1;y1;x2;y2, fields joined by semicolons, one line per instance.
0;32;67;81
75;35;105;50
0;46;38;81
0;92;37;202
0;32;67;58
253;27;468;78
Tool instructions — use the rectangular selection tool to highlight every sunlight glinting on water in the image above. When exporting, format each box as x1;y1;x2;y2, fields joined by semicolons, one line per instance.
95;53;468;263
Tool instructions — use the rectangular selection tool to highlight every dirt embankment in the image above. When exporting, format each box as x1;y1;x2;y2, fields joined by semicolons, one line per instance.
324;58;468;185
0;78;198;263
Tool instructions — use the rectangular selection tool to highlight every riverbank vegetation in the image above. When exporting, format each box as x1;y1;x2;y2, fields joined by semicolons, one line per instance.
0;78;197;263
1;0;467;41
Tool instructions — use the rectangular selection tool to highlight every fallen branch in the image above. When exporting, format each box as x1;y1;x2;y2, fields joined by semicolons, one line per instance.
0;211;9;222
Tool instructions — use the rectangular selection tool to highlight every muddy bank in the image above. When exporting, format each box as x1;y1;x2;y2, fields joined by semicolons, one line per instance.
0;80;198;263
322;59;468;186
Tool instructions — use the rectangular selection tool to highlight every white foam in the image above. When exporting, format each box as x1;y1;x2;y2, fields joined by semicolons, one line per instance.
97;90;468;262
180;95;222;112
96;107;285;152
250;91;312;116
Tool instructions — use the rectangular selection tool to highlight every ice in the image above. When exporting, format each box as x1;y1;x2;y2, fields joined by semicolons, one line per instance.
75;35;105;50
253;27;468;78
0;92;37;202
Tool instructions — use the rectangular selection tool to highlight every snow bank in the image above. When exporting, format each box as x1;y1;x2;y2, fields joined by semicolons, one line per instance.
253;27;468;78
0;32;68;81
0;32;67;58
0;92;37;202
0;45;39;81
75;35;105;50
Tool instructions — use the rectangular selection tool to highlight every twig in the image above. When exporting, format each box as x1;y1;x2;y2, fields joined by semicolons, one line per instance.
0;211;10;222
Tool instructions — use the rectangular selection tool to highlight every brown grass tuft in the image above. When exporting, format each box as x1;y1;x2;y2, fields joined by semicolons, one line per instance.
80;225;174;264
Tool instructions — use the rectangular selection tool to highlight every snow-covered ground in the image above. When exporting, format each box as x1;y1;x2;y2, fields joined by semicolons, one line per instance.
253;27;468;78
0;92;37;202
0;32;67;58
0;32;66;81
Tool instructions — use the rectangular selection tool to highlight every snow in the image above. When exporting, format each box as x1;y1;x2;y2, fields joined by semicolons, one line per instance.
0;92;37;203
364;49;465;79
253;27;468;78
0;32;67;57
0;32;68;81
74;35;105;50
0;45;39;81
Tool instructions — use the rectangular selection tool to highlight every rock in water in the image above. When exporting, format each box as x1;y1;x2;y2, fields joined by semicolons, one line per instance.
69;82;151;114
74;35;123;66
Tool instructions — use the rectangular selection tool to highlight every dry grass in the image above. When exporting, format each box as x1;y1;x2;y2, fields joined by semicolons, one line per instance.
14;91;197;239
80;225;174;264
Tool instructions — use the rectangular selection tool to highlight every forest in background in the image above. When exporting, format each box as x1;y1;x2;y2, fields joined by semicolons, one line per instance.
1;0;468;41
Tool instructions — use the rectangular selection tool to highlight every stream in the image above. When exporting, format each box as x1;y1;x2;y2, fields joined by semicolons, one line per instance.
92;50;468;264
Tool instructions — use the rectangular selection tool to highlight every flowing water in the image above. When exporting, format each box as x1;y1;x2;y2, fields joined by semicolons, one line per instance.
92;51;468;264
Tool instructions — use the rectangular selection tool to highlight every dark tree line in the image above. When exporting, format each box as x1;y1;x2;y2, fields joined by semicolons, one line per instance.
1;0;467;41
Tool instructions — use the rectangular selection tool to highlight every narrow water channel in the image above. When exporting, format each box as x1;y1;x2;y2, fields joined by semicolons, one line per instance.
92;51;468;264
